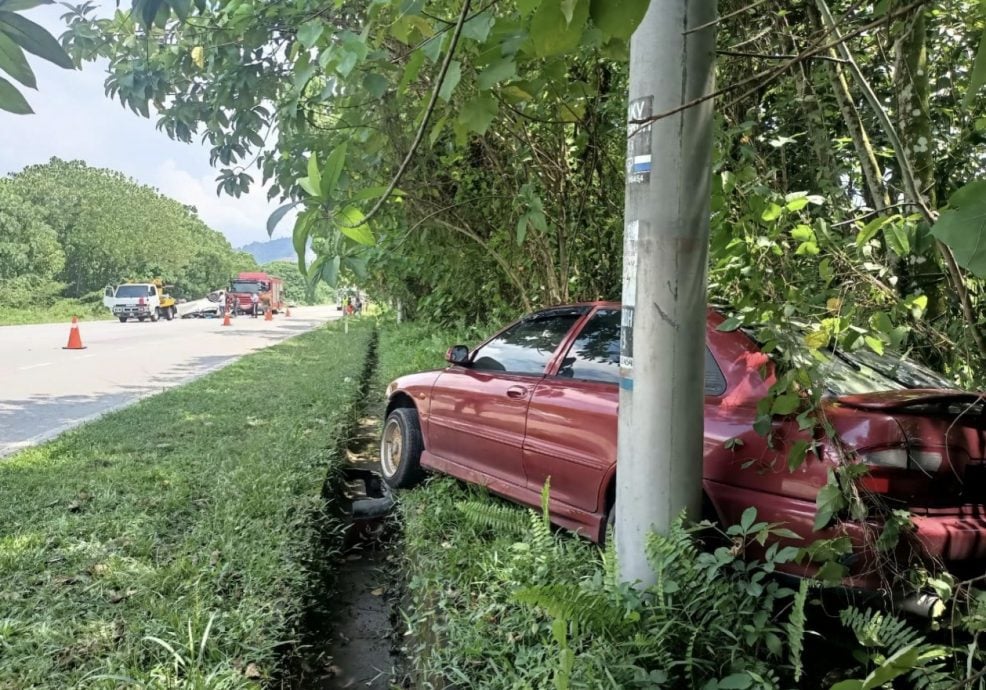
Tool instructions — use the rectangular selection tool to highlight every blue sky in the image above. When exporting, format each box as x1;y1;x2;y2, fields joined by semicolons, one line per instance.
0;4;290;249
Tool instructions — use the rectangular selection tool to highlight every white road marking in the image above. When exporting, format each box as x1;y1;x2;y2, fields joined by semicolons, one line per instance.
18;362;52;371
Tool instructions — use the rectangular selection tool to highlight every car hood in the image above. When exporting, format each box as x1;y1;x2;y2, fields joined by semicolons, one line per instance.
836;388;985;411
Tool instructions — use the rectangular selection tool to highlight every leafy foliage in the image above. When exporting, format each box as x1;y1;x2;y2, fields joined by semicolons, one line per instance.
0;0;74;113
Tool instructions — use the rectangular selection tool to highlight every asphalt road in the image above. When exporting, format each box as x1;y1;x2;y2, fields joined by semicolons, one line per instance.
0;306;340;457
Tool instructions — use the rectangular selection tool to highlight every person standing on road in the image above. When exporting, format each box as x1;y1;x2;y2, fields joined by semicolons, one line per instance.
250;292;260;318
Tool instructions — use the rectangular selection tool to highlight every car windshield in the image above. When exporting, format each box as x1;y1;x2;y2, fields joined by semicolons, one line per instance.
231;281;262;294
115;285;151;298
793;347;953;396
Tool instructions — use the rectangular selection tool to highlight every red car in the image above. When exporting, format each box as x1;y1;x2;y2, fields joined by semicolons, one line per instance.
380;303;986;592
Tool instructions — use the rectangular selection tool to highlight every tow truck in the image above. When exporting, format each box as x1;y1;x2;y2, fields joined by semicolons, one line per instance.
103;280;178;322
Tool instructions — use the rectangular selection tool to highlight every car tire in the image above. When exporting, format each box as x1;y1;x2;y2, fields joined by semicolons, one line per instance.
164;307;174;321
118;316;128;323
149;309;159;322
380;407;425;489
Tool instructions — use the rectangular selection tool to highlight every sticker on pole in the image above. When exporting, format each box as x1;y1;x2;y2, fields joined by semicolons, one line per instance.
626;96;653;184
620;306;635;372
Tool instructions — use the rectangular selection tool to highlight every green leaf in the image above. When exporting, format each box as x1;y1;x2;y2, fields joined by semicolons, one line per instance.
786;196;810;212
717;316;743;332
589;0;649;40
0;11;73;68
398;50;424;95
516;0;540;16
0;30;33;87
529;0;588;57
718;674;753;689
307;152;322;198
761;203;783;222
320;254;341;287
930;180;986;276
167;0;190;21
814;476;847;531
321;143;346;198
856;215;892;246
787;439;810;471
363;72;388;98
337;206;375;245
293;211;313;274
739;506;757;532
561;0;577;23
516;215;528;245
0;72;29;113
0;0;53;11
461;10;494;42
266;201;300;237
297;20;324;49
829;680;864;690
771;394;800;416
477;57;516;90
438;60;461;101
458;95;498;135
861;644;921;690
863;335;884;355
350;185;405;202
964;30;986;107
883;223;910;256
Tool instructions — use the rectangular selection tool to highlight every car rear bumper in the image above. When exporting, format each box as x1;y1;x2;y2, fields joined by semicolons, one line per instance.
706;481;986;589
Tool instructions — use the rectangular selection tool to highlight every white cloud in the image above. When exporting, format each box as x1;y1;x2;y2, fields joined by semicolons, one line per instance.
153;160;293;247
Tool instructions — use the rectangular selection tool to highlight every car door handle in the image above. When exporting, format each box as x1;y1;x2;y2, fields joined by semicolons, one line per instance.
506;385;529;399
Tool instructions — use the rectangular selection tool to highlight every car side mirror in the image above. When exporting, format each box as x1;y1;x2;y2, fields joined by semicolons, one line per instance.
445;345;470;365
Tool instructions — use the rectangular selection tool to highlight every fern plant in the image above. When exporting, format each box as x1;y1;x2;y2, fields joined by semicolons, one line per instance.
833;607;954;690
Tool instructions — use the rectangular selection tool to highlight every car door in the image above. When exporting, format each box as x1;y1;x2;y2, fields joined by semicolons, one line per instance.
525;308;735;515
524;308;620;512
426;308;587;487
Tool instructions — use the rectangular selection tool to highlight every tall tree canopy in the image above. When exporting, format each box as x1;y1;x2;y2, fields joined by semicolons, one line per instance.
61;0;986;381
2;158;257;300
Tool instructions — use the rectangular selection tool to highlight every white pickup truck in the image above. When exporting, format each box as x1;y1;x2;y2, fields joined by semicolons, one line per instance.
103;283;178;322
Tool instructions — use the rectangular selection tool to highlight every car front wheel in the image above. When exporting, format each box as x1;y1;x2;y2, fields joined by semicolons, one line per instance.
380;407;425;489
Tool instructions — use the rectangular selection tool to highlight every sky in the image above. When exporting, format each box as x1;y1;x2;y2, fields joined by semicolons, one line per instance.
0;4;290;249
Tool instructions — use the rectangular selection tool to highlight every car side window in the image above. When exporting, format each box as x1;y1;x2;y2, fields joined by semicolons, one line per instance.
472;311;584;375
557;309;621;383
556;307;729;394
705;348;727;396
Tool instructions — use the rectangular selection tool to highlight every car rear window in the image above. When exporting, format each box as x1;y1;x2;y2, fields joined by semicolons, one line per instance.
472;309;586;375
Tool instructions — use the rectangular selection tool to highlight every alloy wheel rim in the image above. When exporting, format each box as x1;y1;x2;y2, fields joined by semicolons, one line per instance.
381;419;402;477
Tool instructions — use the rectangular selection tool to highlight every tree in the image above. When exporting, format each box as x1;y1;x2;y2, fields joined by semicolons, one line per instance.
0;179;63;280
0;0;75;113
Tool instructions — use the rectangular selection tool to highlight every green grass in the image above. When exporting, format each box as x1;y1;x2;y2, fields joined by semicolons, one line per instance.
0;319;373;688
0;299;108;326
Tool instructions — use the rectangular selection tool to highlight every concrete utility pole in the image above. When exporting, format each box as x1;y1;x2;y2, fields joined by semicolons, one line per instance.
616;0;717;584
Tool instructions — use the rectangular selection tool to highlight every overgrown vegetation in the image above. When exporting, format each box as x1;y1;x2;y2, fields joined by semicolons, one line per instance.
0;319;372;688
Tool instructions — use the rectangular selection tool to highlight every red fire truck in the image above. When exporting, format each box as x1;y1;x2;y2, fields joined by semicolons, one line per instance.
228;272;285;316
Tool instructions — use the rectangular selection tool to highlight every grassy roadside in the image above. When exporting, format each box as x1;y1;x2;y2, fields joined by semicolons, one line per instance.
0;319;373;688
0;300;108;326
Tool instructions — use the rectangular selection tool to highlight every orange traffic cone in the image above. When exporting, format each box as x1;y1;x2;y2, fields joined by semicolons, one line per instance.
63;316;86;350
222;309;232;327
264;306;273;322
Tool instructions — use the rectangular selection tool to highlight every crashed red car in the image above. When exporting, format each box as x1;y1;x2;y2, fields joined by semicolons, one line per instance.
380;303;986;594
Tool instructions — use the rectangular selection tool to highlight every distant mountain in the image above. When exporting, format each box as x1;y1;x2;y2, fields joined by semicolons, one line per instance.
239;237;298;264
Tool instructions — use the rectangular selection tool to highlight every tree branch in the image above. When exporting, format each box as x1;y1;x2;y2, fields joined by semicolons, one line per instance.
341;0;472;228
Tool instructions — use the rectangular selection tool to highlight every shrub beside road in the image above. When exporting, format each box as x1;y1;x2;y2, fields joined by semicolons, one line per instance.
0;319;373;688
